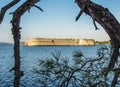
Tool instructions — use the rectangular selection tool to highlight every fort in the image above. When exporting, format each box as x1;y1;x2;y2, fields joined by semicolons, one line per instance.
24;38;95;46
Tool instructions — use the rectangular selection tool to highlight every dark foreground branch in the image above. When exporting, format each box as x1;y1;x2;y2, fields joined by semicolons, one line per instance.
0;0;20;24
75;0;120;78
10;0;41;87
111;68;120;87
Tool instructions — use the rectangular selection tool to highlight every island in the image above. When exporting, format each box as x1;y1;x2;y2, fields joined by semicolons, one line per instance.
24;38;95;46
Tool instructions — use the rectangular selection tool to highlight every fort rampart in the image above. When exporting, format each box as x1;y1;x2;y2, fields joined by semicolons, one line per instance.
24;38;95;46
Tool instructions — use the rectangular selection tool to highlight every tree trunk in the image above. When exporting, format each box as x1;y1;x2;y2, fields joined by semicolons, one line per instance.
75;0;120;86
75;0;120;80
11;0;40;86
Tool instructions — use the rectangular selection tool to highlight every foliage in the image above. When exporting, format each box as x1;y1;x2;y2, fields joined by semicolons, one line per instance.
32;45;120;87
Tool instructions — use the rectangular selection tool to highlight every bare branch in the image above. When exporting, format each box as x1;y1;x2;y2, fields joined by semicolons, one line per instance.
75;10;83;21
93;19;99;30
75;5;86;21
0;0;20;24
26;2;44;12
76;0;120;79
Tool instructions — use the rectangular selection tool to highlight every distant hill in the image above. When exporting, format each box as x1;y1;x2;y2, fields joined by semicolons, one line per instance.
0;42;26;46
0;42;13;45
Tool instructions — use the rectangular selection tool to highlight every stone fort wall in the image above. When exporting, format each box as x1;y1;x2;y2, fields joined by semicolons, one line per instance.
24;38;95;46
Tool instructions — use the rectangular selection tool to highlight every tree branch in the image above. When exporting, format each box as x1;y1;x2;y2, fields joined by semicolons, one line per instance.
105;46;119;77
75;5;86;21
26;2;44;12
111;68;120;87
93;19;99;30
76;0;120;78
0;0;20;24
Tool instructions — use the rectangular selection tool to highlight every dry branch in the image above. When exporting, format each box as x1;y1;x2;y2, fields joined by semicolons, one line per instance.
0;0;20;24
75;0;120;78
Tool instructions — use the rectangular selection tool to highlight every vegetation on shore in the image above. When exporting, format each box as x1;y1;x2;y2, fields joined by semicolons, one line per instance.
95;41;110;45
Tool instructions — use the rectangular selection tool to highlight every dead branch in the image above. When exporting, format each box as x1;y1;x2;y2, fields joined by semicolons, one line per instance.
0;0;20;24
75;4;85;21
26;2;44;12
75;0;120;78
93;19;99;30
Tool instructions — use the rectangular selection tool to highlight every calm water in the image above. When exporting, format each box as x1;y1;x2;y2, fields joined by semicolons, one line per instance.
0;44;101;87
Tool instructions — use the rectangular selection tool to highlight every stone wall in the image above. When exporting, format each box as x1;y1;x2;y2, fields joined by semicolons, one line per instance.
24;38;95;46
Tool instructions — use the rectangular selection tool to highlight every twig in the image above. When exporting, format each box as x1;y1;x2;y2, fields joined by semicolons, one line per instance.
75;5;86;21
93;19;99;30
26;2;44;12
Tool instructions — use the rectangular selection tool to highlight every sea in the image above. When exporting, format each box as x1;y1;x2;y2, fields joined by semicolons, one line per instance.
0;44;108;87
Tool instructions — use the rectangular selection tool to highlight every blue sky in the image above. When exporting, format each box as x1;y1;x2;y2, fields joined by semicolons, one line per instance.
0;0;120;43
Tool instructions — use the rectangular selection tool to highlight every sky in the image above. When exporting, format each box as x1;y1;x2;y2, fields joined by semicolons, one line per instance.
0;0;120;43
